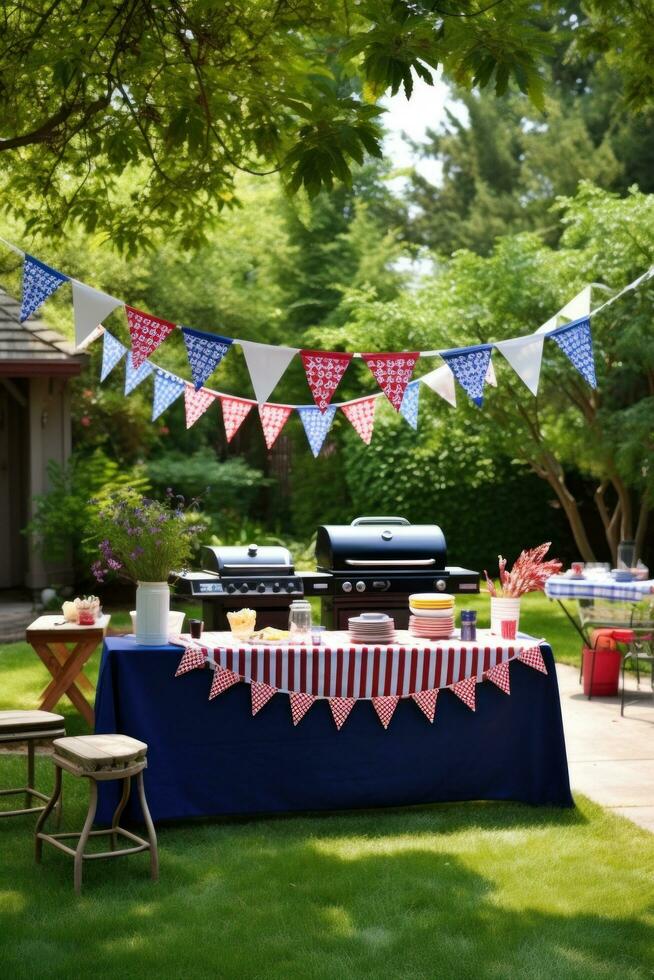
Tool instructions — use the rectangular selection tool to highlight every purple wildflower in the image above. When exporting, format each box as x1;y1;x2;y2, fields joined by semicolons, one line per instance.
107;557;122;570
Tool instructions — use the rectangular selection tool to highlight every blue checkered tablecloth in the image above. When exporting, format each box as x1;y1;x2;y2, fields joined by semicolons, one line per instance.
545;574;654;603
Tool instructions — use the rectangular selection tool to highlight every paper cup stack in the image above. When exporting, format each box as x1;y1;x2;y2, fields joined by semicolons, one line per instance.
408;593;456;640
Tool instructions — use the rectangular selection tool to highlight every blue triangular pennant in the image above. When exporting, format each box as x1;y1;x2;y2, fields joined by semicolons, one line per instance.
152;368;185;420
440;344;492;407
125;355;154;394
20;254;69;322
399;380;420;429
181;327;233;390
297;405;337;457
100;330;127;382
550;317;597;388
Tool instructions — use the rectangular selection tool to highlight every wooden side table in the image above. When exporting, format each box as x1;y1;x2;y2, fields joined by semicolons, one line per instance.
25;615;111;727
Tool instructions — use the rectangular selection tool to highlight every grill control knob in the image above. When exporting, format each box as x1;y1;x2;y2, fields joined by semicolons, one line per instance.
285;582;295;593
342;581;353;593
239;583;249;594
226;583;236;594
272;582;281;593
435;579;447;592
257;583;266;593
355;581;366;592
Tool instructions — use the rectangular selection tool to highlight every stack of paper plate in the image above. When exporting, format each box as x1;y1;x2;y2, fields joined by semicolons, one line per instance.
408;593;455;640
348;613;396;644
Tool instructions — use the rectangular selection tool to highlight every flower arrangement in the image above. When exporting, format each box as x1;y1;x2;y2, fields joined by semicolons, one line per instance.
484;542;562;598
90;489;203;583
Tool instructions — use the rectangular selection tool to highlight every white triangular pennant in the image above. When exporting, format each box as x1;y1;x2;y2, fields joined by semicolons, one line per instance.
239;340;299;404
536;286;592;335
418;365;456;407
494;334;545;396
72;280;122;349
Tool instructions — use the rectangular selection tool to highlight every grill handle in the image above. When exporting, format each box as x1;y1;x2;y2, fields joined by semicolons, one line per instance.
350;516;410;526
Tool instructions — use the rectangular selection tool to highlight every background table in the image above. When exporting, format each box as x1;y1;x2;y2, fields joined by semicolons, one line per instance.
94;636;572;823
545;574;654;645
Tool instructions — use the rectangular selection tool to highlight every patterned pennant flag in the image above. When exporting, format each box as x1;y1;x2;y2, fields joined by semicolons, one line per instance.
361;352;420;411
550;318;597;388
485;357;497;387
124;356;153;395
184;384;217;428
209;666;240;700
301;350;353;412
71;280;122;348
100;330;127;381
175;647;206;676
419;365;456;407
485;661;511;695
517;645;548;675
399;380;420;429
494;335;544;396
240;340;299;404
329;697;356;730
290;691;315;726
451;676;477;711
251;681;276;716
220;395;254;443
182;327;233;390
411;689;438;723
372;696;400;730
152;368;185;421
20;254;69;322
341;396;377;445
297;405;337;457
440;344;492;407
126;306;176;369
258;404;292;450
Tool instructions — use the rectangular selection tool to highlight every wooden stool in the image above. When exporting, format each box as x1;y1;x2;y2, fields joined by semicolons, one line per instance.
0;710;66;817
35;734;159;893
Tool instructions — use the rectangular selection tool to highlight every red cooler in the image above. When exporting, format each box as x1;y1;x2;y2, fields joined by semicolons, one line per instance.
582;629;625;696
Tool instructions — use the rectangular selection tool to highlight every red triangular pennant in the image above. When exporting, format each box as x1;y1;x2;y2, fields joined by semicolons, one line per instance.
301;350;353;412
251;681;276;716
518;645;548;675
372;695;400;730
341;396;377;445
258;404;292;450
329;697;356;730
126;306;176;368
175;647;206;676
411;689;438;723
361;352;420;411
485;661;511;694
451;676;476;711
290;691;315;726
220;394;254;443
184;384;217;428
209;666;240;700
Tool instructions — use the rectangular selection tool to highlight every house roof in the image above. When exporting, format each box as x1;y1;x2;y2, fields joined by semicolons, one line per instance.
0;287;86;376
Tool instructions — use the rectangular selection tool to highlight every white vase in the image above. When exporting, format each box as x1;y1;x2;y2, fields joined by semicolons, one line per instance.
135;581;170;646
490;596;521;636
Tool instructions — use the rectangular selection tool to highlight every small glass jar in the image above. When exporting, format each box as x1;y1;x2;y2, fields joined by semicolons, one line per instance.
460;609;477;642
288;600;312;644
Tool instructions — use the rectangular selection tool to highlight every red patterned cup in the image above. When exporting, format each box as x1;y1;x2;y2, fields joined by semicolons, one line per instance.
500;619;517;640
571;562;585;575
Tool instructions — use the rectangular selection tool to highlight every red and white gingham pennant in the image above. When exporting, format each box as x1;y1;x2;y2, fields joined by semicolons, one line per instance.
361;352;420;411
126;306;176;368
175;646;206;676
290;691;316;726
485;660;511;694
220;395;254;443
372;695;400;730
251;681;276;716
329;697;356;730
301;350;353;412
184;384;217;428
209;666;240;700
451;676;477;711
411;688;438;723
341;396;377;444
518;645;548;675
258;404;292;450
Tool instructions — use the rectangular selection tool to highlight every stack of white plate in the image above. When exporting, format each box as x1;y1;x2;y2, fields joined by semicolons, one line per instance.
408;593;455;640
348;612;396;644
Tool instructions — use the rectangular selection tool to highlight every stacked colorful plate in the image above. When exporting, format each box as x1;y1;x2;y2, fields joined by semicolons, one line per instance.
348;613;396;644
408;593;455;640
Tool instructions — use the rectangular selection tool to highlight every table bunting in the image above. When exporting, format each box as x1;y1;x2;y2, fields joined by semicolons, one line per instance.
173;632;548;731
258;403;293;449
361;352;420;411
301;350;353;411
184;384;218;428
20;254;69;323
126;306;176;368
220;394;254;442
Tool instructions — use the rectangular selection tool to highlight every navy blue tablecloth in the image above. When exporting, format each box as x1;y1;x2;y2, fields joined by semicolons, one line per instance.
94;637;572;823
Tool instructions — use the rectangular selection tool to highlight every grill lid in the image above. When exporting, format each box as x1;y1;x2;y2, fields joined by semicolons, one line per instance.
315;517;447;572
202;544;294;576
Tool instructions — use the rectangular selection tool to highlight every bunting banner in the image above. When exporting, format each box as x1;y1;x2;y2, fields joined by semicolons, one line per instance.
372;696;400;730
240;340;299;404
494;334;545;396
297;405;337;457
550;317;597;388
220;394;254;443
441;344;492;407
152;368;185;421
174;646;206;676
411;689;438;723
71;280;122;348
124;356;153;395
419;364;457;407
290;692;315;726
485;358;497;387
126;306;176;369
100;330;127;382
485;661;511;695
451;676;477;711
259;403;293;449
250;681;276;716
20;254;69;323
517;645;548;674
184;384;217;428
329;697;356;730
76;323;105;352
301;350;353;412
399;380;420;429
182;327;233;390
209;665;240;700
537;285;592;334
341;396;377;444
362;352;420;411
